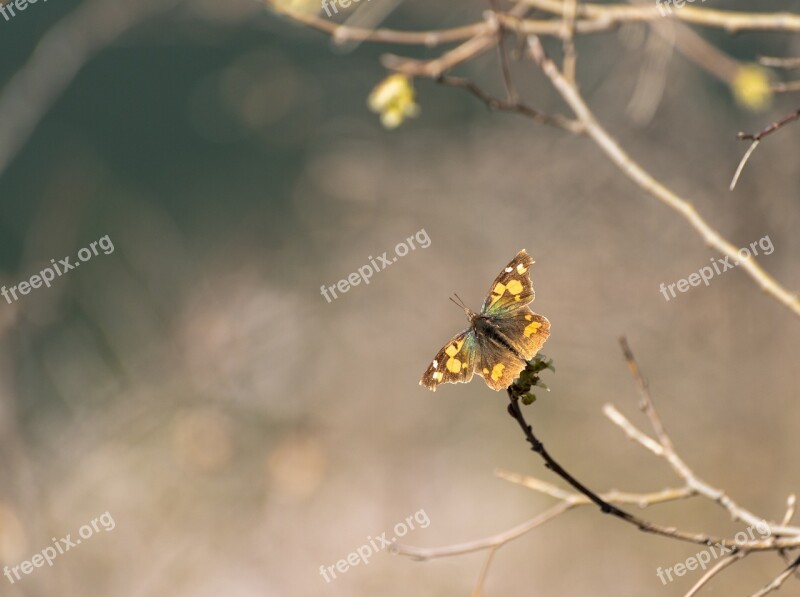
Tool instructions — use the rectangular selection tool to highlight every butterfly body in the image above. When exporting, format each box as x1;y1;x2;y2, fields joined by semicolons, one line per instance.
420;250;550;392
471;315;527;361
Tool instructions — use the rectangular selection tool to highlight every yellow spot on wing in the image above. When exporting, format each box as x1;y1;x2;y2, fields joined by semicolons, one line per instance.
506;279;523;295
490;363;505;381
446;358;462;373
433;371;444;382
482;368;489;375
516;263;528;274
445;339;464;357
490;282;506;304
524;314;532;321
524;321;542;337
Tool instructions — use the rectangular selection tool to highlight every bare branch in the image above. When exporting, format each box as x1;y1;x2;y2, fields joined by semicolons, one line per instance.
435;75;583;133
0;0;178;180
393;502;571;560
730;140;761;191
526;36;800;320
738;108;800;142
471;546;498;597
685;552;747;597
748;554;800;597
521;0;800;33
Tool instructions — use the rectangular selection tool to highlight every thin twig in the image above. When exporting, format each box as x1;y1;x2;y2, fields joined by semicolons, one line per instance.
521;0;800;33
495;468;696;506
488;0;519;104
471;546;498;597
771;81;800;93
560;0;578;84
738;108;800;142
527;36;800;320
381;1;532;78
603;402;800;540
684;552;747;597
731;108;800;189
394;502;571;559
436;75;583;133
748;554;800;597
397;477;695;561
267;0;487;45
504;392;798;550
782;495;797;527
759;56;800;70
730;140;760;191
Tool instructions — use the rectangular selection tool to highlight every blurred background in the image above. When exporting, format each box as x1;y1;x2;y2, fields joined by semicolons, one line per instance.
0;0;798;595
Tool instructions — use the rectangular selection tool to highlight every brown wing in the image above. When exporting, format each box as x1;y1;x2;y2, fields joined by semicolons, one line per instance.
495;307;551;361
474;308;551;391
481;249;536;316
474;333;527;392
419;329;478;392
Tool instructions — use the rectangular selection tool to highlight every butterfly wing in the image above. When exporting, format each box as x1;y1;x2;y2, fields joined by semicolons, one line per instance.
495;306;551;360
477;249;551;390
474;333;528;391
419;329;478;392
481;249;536;316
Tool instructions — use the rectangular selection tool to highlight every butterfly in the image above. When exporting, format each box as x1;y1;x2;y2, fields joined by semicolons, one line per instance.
420;249;550;392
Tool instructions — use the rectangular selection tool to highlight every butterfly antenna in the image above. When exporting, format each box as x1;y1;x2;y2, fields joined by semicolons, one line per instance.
449;294;474;319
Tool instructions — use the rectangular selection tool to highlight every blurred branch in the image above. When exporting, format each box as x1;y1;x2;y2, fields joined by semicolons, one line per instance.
685;552;747;597
749;554;800;597
471;545;497;597
522;0;800;33
504;357;800;549
0;0;180;181
759;56;800;70
267;0;488;45
394;501;571;560
274;0;800;320
435;74;582;132
770;81;800;93
525;36;800;321
738;108;800;142
613;337;800;537
731;107;800;189
398;339;800;593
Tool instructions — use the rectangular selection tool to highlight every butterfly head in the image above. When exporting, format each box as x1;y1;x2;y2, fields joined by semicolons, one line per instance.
449;294;477;322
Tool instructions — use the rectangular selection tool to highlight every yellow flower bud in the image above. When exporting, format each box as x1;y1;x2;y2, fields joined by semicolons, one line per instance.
732;64;773;112
368;74;420;129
